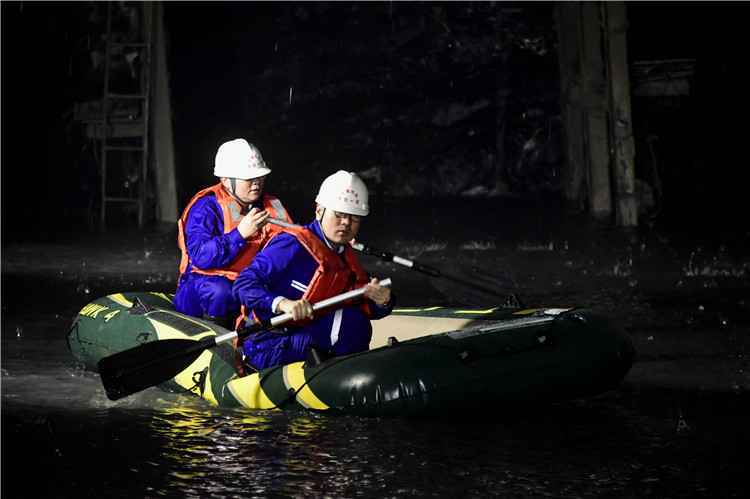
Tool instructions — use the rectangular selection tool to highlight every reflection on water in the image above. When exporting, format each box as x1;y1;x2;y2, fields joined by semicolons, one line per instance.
3;352;750;498
6;380;747;498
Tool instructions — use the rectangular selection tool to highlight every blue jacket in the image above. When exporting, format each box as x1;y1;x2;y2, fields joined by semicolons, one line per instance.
233;220;392;369
181;196;257;275
234;219;392;321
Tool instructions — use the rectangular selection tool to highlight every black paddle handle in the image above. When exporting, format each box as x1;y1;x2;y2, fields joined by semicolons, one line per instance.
351;242;441;277
352;242;517;301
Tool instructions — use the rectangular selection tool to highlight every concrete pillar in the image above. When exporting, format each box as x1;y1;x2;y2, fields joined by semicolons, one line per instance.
581;2;612;221
151;3;178;223
604;2;638;227
555;2;586;209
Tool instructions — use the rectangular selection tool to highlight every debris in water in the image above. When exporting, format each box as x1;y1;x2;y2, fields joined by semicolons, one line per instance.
460;240;496;251
518;241;554;252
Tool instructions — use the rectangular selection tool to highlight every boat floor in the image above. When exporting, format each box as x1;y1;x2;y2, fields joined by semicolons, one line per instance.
370;314;474;349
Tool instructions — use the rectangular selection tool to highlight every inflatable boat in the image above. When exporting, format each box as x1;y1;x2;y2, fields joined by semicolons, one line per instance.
67;290;634;416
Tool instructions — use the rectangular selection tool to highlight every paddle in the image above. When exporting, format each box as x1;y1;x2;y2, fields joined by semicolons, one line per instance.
268;217;522;307
98;278;392;401
350;241;522;307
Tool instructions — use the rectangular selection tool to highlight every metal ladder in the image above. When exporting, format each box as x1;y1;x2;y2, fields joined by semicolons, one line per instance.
99;2;154;230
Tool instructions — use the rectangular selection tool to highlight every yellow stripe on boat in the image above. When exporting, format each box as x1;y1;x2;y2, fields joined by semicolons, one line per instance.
143;313;219;405
455;307;499;315
147;312;214;341
393;306;444;313
148;292;173;303
225;373;277;410
283;362;329;411
173;350;218;405
108;293;134;308
512;308;543;315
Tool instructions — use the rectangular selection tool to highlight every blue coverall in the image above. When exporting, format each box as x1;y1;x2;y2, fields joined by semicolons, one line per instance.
174;196;261;321
233;220;393;370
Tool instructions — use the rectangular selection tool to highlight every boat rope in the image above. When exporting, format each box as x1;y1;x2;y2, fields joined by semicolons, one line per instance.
186;366;209;397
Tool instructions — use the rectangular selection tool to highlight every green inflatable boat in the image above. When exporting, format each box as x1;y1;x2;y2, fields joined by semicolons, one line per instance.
67;290;634;416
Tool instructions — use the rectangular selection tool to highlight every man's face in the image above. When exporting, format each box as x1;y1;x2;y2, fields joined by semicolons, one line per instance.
316;205;361;245
225;176;265;204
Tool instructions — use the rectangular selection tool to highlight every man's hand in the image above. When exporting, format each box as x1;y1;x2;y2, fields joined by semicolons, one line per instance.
238;207;270;239
364;277;391;307
277;298;314;321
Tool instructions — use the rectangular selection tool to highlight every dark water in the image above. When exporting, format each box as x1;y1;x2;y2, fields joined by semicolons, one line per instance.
2;208;750;498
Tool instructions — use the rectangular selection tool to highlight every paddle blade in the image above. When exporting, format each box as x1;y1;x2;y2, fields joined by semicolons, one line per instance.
98;337;213;401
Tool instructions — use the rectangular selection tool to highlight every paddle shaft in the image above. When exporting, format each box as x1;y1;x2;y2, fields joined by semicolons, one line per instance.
268;217;513;301
269;217;441;278
219;277;392;346
350;242;514;300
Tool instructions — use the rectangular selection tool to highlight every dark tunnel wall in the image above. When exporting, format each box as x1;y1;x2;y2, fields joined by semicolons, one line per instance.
2;2;749;242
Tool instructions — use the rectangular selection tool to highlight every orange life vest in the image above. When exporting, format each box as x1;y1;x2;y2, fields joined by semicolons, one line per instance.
236;224;372;330
177;183;291;281
286;225;372;315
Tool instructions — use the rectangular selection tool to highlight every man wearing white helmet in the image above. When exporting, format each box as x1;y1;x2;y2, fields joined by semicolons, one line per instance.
174;139;293;328
233;170;392;371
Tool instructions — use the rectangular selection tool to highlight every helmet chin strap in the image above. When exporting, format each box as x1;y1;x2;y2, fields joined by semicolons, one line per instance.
227;178;250;213
316;208;346;252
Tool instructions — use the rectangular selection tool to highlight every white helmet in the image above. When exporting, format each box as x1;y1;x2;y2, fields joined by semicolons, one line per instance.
315;170;369;216
213;139;271;180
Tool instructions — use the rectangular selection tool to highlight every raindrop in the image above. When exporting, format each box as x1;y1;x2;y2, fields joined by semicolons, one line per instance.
628;279;638;288
15;326;22;338
698;305;705;311
676;414;690;434
144;250;152;259
647;335;654;341
76;283;91;295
